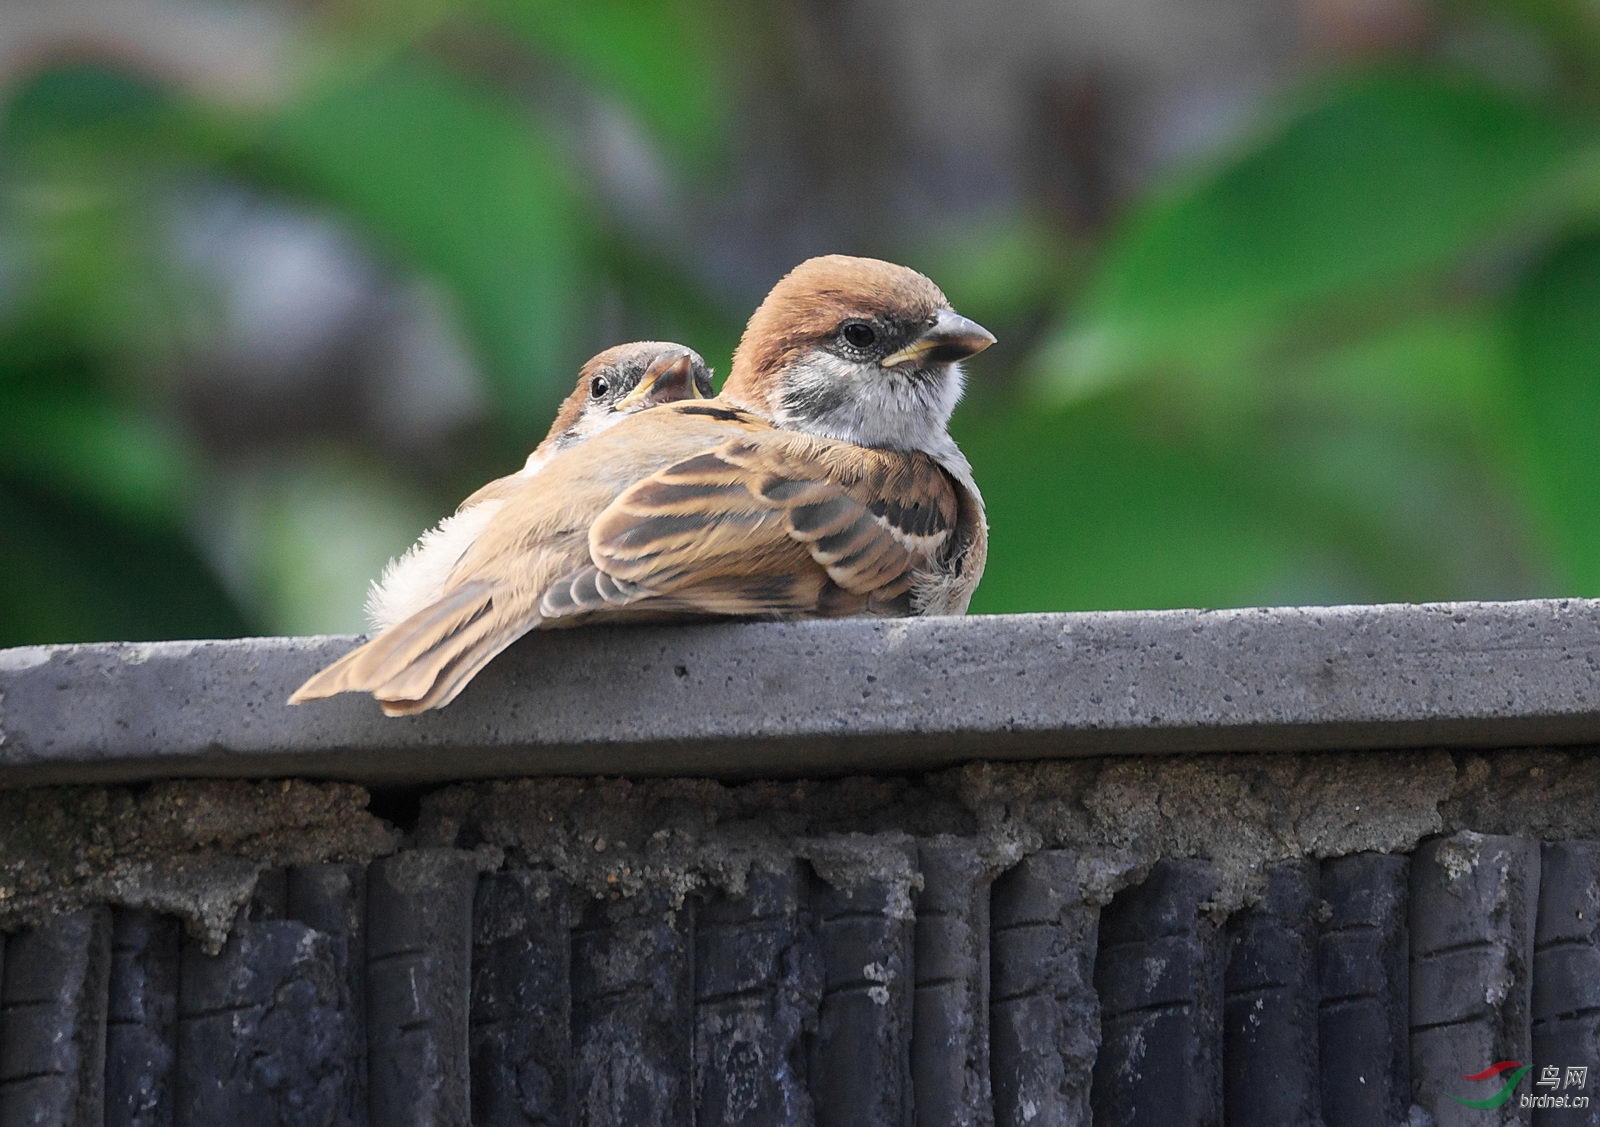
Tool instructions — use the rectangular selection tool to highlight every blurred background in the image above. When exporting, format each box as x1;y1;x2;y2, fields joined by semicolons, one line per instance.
2;0;1597;645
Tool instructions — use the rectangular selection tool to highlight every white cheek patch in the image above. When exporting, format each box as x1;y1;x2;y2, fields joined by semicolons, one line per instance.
775;355;965;452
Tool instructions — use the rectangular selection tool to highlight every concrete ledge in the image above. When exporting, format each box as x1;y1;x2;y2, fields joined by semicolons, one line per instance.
2;600;1598;787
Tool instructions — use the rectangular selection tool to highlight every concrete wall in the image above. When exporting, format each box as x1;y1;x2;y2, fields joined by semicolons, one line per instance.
3;599;1599;784
2;600;1600;1124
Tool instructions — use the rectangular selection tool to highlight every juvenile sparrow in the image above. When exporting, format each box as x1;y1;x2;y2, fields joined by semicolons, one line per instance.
365;342;712;631
291;255;992;715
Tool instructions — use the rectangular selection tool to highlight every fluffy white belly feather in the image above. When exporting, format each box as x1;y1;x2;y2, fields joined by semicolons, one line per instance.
364;499;506;631
365;449;559;631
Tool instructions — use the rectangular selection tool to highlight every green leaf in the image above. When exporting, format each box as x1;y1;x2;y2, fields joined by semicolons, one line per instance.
2;399;197;526
1266;311;1530;590
1444;0;1600;75
1506;231;1600;591
0;64;172;150
0;481;253;646
1289;308;1510;431
958;399;1361;613
482;0;726;158
260;59;581;411
1038;68;1571;396
914;211;1083;325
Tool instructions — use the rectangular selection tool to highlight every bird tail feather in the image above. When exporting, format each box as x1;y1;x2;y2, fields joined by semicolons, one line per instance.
288;581;536;713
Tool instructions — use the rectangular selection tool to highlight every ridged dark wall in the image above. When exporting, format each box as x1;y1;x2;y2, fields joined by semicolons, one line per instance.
2;829;1596;1125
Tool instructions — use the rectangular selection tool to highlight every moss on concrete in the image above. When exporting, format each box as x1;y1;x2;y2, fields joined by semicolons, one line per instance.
4;747;1597;947
0;780;397;949
416;748;1488;914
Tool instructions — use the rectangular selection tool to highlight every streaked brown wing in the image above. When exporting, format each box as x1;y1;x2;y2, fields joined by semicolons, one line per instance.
537;432;960;619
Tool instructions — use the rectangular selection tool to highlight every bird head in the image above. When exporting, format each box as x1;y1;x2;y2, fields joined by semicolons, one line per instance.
722;255;994;451
541;342;713;455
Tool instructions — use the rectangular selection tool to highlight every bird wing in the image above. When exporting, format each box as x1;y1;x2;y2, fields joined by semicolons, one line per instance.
289;403;965;715
537;429;961;620
289;400;772;714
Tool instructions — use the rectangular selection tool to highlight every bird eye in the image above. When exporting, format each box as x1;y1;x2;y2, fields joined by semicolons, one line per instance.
840;321;877;350
589;376;610;399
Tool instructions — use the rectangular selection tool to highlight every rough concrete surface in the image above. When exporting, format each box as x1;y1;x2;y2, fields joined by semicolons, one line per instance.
413;748;1595;917
2;599;1599;785
0;781;397;948
4;748;1599;953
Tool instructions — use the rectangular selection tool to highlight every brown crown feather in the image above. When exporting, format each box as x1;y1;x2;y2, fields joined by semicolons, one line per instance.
722;256;950;411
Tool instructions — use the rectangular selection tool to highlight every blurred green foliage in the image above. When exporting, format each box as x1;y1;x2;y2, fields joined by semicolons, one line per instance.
268;60;582;410
2;0;1599;645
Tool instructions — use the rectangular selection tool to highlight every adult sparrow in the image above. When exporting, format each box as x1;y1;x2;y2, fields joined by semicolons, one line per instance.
291;255;992;715
365;342;712;631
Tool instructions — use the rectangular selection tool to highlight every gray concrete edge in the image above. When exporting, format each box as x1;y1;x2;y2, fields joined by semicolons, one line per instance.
1;599;1598;786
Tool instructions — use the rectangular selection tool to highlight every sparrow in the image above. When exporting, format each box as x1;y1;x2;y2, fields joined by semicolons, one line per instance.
290;254;992;715
364;342;713;631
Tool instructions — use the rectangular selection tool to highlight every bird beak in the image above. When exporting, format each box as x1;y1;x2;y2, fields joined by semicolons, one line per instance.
616;351;707;409
880;309;996;369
